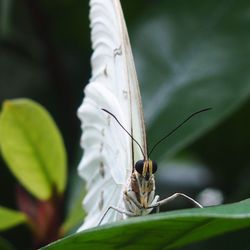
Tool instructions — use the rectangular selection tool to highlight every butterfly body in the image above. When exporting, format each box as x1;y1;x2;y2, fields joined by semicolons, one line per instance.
123;159;158;216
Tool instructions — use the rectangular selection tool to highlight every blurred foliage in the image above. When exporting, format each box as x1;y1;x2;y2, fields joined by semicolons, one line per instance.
0;99;69;248
0;0;250;249
0;99;67;200
0;207;26;231
0;236;15;250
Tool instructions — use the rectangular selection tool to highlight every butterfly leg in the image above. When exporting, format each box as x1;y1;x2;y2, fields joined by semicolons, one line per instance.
148;192;203;209
156;205;160;213
98;206;136;226
124;191;143;209
155;196;160;213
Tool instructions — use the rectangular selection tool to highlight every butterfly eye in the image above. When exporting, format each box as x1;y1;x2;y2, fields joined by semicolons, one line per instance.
152;161;158;173
135;160;144;174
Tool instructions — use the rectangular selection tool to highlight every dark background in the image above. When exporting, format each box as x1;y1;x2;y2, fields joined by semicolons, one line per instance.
1;0;250;249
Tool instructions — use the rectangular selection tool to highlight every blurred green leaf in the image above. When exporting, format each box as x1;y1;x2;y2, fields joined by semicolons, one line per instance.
0;236;15;250
60;190;85;235
60;174;85;234
133;0;250;160
41;199;250;250
0;99;67;200
0;0;12;37
0;206;26;231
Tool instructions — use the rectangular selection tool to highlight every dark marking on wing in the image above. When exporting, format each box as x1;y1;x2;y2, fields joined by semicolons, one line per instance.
100;142;104;153
104;65;108;77
99;161;105;178
99;190;104;211
114;45;122;57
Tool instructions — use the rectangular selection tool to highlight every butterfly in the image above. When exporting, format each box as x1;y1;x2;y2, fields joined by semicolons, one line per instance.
77;0;204;231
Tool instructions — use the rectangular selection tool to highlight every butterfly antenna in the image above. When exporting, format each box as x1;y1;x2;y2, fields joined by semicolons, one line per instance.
102;109;146;159
148;108;212;157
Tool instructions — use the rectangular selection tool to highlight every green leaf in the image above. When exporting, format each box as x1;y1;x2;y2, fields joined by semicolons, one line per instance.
0;236;15;250
0;0;13;37
0;99;67;200
133;0;250;160
60;177;86;234
41;199;250;250
60;191;85;234
0;206;27;231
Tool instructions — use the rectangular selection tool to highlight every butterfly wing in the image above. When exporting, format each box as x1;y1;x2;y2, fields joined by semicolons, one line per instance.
114;0;148;159
77;0;146;231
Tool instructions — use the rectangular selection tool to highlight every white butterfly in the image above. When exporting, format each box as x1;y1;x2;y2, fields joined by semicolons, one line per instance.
77;0;202;231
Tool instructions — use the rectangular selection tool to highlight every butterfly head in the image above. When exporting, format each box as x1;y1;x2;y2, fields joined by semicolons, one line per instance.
133;159;157;208
135;160;157;180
